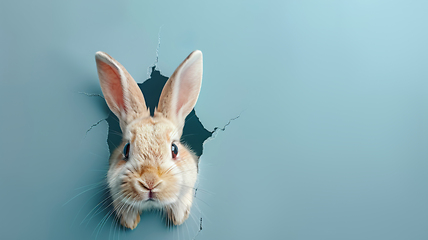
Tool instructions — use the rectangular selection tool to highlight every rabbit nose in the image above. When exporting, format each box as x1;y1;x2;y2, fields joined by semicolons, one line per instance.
138;179;162;190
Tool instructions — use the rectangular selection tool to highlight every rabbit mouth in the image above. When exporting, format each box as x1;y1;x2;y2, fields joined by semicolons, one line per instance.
148;191;156;200
133;190;161;203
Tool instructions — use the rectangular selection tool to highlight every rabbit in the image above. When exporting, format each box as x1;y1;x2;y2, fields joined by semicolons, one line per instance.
95;50;203;229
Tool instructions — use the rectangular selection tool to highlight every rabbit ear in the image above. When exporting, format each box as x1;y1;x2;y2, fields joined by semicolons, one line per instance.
157;50;203;129
95;51;149;126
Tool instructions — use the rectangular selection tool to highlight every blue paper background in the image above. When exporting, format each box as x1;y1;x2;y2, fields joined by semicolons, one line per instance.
1;0;428;239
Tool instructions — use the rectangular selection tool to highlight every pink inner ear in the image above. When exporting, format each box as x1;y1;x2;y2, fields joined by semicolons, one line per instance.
98;61;125;112
176;65;200;117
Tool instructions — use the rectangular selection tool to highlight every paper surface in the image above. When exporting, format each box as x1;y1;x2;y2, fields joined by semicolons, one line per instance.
1;0;428;239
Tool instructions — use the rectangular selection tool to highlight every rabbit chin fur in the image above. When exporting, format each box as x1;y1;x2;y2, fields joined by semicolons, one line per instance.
95;50;203;229
107;115;198;228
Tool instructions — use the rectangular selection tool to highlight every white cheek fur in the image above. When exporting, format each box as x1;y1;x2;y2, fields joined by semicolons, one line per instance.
107;161;127;195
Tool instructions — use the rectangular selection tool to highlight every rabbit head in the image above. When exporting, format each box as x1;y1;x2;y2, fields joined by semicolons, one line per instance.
95;50;203;229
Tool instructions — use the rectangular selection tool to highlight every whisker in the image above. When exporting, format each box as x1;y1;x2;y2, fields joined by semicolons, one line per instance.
71;184;110;227
84;190;122;226
63;184;105;207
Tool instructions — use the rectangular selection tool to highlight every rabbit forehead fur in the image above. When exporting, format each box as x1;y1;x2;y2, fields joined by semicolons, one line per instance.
107;115;197;207
127;116;178;163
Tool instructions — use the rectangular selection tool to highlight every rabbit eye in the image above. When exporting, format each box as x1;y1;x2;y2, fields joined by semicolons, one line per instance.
171;143;178;159
123;143;130;159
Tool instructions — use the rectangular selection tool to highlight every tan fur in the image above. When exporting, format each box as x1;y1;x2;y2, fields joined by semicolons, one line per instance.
96;50;203;229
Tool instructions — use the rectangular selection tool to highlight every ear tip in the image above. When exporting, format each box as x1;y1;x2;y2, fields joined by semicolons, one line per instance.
192;50;203;59
95;51;110;62
189;50;203;66
95;51;105;57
